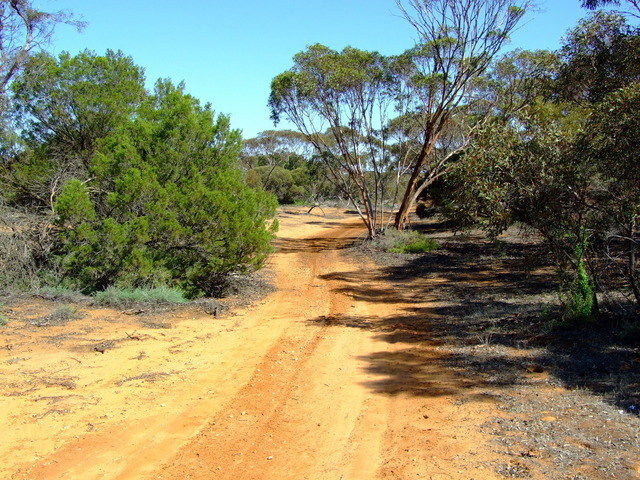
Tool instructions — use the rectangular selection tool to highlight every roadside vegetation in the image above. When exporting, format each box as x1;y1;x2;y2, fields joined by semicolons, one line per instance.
0;0;638;334
252;0;640;329
372;229;440;254
0;5;278;299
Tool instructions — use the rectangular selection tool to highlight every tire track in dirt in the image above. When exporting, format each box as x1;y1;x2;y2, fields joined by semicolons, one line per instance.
5;208;505;480
8;210;377;480
149;213;392;480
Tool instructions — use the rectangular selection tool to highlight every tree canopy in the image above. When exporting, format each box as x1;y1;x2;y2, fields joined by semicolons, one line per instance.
445;9;640;314
270;0;532;237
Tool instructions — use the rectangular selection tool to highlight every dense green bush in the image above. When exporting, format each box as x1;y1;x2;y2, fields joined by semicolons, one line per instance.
52;81;278;297
3;52;278;298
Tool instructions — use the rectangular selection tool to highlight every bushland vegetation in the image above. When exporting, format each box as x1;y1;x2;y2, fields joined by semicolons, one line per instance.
0;6;278;298
442;7;640;320
1;0;638;327
265;0;640;324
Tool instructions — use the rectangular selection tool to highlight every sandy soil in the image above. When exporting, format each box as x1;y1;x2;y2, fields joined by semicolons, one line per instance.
1;207;638;479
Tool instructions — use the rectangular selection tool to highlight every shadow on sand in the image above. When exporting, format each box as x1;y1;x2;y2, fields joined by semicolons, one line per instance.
306;224;640;411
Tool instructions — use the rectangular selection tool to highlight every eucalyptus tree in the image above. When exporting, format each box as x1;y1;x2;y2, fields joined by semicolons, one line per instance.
242;130;312;170
445;9;640;314
560;11;640;307
555;11;640;105
270;0;532;237
0;0;83;175
581;83;640;307
270;44;398;237
391;0;532;229
581;0;640;18
242;130;338;204
0;0;84;92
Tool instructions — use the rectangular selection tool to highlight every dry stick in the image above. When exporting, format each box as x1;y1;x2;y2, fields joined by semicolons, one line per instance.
307;205;326;216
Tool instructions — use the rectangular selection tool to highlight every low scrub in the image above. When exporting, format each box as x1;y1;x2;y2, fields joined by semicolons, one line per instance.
32;305;83;327
376;229;440;254
92;286;189;308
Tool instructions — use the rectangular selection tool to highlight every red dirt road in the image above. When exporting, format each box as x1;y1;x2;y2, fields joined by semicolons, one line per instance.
2;208;506;479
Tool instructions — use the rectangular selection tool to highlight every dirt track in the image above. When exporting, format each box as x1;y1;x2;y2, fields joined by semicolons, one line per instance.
1;207;639;479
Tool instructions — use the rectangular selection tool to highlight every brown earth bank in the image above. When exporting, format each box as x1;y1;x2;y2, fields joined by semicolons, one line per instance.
0;206;639;480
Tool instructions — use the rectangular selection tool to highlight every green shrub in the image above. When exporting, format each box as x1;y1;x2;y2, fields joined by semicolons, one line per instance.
92;286;189;308
562;239;596;323
375;229;440;254
51;81;278;298
390;237;441;254
0;315;7;327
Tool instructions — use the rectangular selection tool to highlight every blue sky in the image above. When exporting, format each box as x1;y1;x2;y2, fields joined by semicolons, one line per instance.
36;0;591;139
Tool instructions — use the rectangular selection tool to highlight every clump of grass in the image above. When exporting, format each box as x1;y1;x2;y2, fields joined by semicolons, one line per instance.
375;229;440;254
50;305;78;321
0;314;7;327
92;286;189;308
390;237;440;254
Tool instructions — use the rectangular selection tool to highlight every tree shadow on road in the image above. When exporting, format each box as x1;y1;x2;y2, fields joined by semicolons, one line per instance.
307;226;640;412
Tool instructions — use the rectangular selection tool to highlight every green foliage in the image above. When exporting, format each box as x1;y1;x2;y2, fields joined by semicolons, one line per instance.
55;180;96;224
390;237;440;254
92;286;188;308
375;229;440;254
2;51;278;298
481;49;560;121
52;80;278;297
583;82;640;218
562;239;596;323
241;130;339;204
555;12;640;105
252;165;296;204
446;113;602;317
0;314;7;327
581;0;619;8
12;49;146;149
581;0;640;16
5;50;146;209
446;10;640;314
448;114;585;239
579;82;640;305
